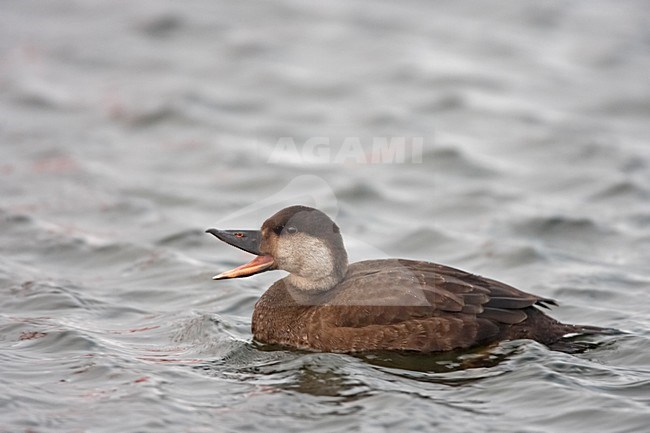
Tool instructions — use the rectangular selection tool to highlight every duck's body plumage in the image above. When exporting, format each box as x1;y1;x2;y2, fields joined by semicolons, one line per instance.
253;259;576;352
208;205;606;353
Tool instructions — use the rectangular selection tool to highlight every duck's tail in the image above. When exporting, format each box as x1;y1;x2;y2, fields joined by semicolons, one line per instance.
548;323;622;353
562;324;622;338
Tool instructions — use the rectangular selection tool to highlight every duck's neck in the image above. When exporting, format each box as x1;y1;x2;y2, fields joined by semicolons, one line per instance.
283;274;341;306
285;253;348;302
286;272;343;293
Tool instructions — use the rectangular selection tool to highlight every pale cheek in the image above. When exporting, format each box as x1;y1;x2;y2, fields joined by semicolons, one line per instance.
275;235;334;278
303;246;334;278
275;240;300;271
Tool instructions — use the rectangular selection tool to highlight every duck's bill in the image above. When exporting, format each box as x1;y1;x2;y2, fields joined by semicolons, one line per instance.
205;228;262;255
212;255;275;280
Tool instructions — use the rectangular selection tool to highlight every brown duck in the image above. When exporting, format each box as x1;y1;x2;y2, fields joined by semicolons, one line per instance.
207;205;606;353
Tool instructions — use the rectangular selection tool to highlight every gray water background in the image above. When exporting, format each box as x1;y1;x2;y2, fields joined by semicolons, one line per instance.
1;1;650;432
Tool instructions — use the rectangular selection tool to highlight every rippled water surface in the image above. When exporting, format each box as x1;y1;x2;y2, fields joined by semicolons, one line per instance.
2;1;650;432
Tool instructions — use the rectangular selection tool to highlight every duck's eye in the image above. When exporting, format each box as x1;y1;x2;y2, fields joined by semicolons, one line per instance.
273;225;284;235
286;226;298;234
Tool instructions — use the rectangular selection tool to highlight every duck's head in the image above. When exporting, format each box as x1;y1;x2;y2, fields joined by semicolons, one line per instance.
207;205;348;292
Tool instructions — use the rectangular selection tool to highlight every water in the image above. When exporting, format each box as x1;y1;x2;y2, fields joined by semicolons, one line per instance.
1;0;650;432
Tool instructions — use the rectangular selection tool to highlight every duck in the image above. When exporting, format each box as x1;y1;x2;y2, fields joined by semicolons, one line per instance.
206;205;606;353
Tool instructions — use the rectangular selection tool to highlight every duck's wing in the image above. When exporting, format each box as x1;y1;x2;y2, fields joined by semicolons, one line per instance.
309;259;556;352
395;259;557;324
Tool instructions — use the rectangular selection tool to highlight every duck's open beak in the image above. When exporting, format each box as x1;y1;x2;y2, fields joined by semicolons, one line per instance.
211;254;275;280
205;229;262;255
206;228;275;280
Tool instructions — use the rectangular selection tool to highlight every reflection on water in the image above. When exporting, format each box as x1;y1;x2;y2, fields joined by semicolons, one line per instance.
359;343;521;376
